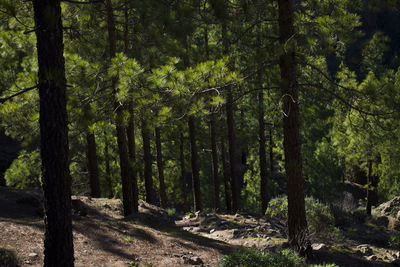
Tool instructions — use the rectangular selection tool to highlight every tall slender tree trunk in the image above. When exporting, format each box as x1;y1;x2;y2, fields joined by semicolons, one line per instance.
106;0;134;216
366;159;373;216
179;131;188;212
142;120;155;204
221;137;232;212
222;22;239;212
188;116;201;211
33;0;74;265
210;115;220;211
258;89;268;214
124;0;138;213
269;127;274;174
86;130;101;198
155;127;168;208
278;0;312;257
104;131;113;198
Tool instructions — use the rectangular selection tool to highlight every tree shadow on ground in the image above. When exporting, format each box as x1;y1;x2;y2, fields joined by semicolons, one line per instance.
0;247;19;267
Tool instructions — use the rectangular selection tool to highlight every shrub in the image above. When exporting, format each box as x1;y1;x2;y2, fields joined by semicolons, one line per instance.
266;196;339;238
5;149;41;189
218;248;305;267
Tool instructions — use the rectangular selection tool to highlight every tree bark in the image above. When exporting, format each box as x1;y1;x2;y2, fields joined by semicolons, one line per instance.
278;0;312;257
155;127;168;208
269;127;274;174
210;114;220;212
221;137;232;212
259;89;268;215
366;159;373;216
32;0;74;265
142;120;155;204
188;116;201;211
104;131;113;198
106;0;134;216
124;0;139;213
179;131;188;212
86;130;101;198
222;22;239;212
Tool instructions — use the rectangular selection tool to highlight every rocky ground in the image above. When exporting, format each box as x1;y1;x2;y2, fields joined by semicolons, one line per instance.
1;186;400;266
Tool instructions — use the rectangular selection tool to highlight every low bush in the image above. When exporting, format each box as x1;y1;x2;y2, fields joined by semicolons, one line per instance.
266;196;339;239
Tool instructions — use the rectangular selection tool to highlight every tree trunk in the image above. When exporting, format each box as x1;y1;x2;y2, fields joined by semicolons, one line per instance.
32;0;74;265
86;130;101;198
179;131;188;212
366;159;373;216
104;131;113;198
210;115;220;212
222;22;239;212
278;0;312;257
124;0;138;213
221;137;232;212
269;127;274;174
142;120;155;204
155;127;168;208
188;116;201;211
106;0;134;216
258;89;268;214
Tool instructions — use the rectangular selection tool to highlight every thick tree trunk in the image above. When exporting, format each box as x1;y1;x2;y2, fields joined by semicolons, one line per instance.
221;137;232;212
32;0;74;265
142;120;155;204
86;130;101;198
179;131;188;212
106;0;134;216
278;0;312;257
188;116;201;211
366;159;373;216
210;115;220;211
124;1;139;213
155;127;168;208
104;131;113;198
222;22;239;212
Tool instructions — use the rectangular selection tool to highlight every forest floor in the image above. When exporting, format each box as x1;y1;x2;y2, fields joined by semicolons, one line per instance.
0;186;399;267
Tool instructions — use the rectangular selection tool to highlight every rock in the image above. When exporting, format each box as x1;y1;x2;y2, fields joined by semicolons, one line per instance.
392;258;400;266
357;244;373;256
209;229;216;234
376;216;389;227
71;199;87;216
365;255;377;261
312;243;326;251
375;197;400;217
266;237;272;242
182;256;203;265
102;202;111;209
28;253;38;258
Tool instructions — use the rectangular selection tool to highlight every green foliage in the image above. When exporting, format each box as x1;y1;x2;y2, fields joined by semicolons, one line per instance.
266;196;339;238
218;248;305;267
388;232;400;249
5;150;41;188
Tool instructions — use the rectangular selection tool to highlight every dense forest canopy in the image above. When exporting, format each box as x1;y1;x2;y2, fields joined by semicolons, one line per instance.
2;0;400;262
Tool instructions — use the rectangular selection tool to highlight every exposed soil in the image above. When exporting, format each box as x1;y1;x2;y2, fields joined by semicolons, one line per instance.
1;186;400;266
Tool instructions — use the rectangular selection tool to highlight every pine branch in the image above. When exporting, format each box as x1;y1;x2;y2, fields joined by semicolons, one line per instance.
0;85;38;104
62;0;104;4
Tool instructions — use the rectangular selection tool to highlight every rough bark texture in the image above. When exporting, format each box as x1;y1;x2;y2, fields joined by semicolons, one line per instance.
124;0;138;213
179;131;188;212
221;138;232;212
258;89;268;214
278;0;312;258
210;115;220;211
86;130;101;198
142;120;155;204
269;128;274;174
222;22;239;212
106;0;134;216
188;116;201;211
155;127;168;209
32;0;74;265
104;131;113;198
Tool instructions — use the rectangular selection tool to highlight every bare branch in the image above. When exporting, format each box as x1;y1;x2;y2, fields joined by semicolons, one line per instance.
0;85;38;104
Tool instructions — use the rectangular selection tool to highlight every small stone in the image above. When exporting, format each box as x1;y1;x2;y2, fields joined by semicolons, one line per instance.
312;243;326;251
365;255;377;261
357;244;373;256
210;229;216;234
28;253;38;258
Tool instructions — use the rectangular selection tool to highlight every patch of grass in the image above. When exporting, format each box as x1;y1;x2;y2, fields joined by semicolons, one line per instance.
388;232;400;249
327;246;352;254
0;248;18;267
123;236;132;243
218;247;305;267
